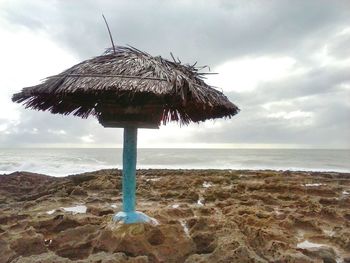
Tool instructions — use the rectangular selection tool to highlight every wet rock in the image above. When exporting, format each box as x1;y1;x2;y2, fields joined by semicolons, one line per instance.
300;246;337;263
179;191;199;202
184;253;210;263
161;207;194;218
160;190;180;199
255;211;271;219
83;176;116;190
80;252;149;263
275;252;316;263
70;186;87;196
189;217;211;233
51;224;99;260
11;252;72;263
1;169;350;263
197;207;215;216
191;231;217;254
146;227;165;246
9;229;47;257
32;214;82;234
86;205;114;216
214;245;267;263
92;228;121;252
0;238;16;263
69;173;96;185
111;223;195;262
0;214;28;225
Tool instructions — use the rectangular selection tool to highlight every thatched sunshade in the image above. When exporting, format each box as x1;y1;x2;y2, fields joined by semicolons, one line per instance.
12;46;239;128
12;45;240;224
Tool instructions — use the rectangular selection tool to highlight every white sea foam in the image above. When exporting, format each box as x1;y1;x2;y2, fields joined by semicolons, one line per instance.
180;219;190;236
0;148;349;177
146;178;160;182
297;240;324;249
62;205;87;214
303;183;324;187
274;208;283;215
149;217;159;226
46;205;87;214
197;198;204;206
297;240;343;263
202;181;212;188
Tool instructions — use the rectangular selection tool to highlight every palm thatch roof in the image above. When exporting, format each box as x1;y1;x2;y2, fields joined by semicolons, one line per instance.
12;46;239;128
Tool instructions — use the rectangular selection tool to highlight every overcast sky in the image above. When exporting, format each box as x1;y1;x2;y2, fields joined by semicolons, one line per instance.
0;0;349;148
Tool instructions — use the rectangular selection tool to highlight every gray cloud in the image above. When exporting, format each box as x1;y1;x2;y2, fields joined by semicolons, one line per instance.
0;109;123;147
328;31;350;59
230;63;350;108
2;0;350;65
0;0;349;148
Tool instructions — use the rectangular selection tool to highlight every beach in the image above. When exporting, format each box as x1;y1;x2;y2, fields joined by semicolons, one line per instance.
1;169;350;262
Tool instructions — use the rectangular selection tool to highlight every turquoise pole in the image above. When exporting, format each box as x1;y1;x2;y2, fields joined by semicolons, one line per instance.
122;126;137;212
113;127;156;224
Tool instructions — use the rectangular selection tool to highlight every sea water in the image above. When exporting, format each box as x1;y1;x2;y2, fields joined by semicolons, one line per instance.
0;148;349;177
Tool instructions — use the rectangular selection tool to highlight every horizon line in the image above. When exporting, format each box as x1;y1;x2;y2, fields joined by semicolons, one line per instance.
0;147;349;150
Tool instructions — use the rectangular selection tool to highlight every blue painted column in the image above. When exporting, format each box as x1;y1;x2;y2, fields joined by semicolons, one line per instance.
113;127;156;224
122;126;137;212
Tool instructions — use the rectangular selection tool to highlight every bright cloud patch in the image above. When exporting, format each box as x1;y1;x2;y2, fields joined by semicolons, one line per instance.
0;124;8;132
267;110;313;120
48;129;66;135
0;20;78;124
81;135;94;143
208;56;298;92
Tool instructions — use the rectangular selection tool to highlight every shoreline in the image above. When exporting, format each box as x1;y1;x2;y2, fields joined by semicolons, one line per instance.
1;148;349;177
1;167;350;178
1;169;350;262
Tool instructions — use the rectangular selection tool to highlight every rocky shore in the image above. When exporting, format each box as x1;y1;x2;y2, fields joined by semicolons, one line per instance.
0;169;350;263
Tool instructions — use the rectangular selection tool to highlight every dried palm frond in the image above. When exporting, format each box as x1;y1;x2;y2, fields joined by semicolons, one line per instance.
12;46;239;127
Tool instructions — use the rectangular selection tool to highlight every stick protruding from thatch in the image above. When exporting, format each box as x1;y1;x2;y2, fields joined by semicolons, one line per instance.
102;14;116;54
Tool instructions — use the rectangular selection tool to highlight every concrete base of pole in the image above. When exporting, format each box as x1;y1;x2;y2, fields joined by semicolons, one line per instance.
113;211;158;224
